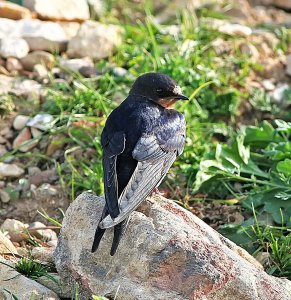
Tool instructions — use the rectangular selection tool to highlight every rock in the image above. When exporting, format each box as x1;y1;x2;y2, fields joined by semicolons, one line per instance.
262;79;275;91
12;79;42;99
1;219;28;242
0;163;24;179
13;127;38;152
5;57;23;73
286;54;291;77
23;0;90;22
0;0;32;20
79;66;101;78
0;74;14;94
0;145;7;157
28;221;57;241
0;37;29;59
265;0;291;10
19;19;68;52
27;113;54;131
32;247;55;263
218;23;252;37
212;38;231;55
54;193;291;300
239;43;259;60
258;58;285;80
0;65;9;75
0;190;10;203
0;231;18;255
256;251;271;266
58;22;80;39
0;259;60;300
33;63;49;81
87;0;104;18
28;168;58;187
112;67;128;77
47;240;58;248
272;84;290;104
67;21;123;60
20;50;54;71
37;273;71;299
60;57;94;72
13;115;30;130
46;134;65;156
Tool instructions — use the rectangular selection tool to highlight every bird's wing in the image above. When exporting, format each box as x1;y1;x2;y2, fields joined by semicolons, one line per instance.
102;130;126;218
99;121;185;229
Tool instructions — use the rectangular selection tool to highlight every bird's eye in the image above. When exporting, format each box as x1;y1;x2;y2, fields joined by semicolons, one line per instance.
156;89;163;95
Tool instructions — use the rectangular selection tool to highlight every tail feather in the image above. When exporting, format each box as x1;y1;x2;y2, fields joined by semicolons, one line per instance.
110;217;129;256
91;207;108;253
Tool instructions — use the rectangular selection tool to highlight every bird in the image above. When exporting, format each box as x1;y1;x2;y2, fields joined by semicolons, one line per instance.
91;72;188;256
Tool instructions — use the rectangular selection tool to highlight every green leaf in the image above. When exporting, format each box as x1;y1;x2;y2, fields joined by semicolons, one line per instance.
276;159;291;176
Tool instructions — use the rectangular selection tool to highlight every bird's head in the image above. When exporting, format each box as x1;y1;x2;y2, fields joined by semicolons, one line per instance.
129;72;188;108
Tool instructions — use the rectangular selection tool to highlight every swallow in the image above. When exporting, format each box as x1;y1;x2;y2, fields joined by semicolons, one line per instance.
91;72;188;256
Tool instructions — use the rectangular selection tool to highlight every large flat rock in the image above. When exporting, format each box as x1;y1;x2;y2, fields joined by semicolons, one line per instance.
54;192;291;300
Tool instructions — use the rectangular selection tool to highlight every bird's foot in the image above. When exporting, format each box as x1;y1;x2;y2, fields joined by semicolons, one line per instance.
150;187;164;196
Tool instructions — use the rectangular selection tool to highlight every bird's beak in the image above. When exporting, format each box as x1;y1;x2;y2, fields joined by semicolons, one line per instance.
174;94;189;100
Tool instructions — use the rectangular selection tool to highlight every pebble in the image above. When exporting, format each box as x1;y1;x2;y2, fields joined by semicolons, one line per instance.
31;247;55;264
239;43;259;60
20;50;55;71
218;23;252;37
26;113;54;131
262;80;275;91
286;54;291;77
5;57;23;73
0;144;7;156
0;231;18;255
31;127;43;138
33;64;49;81
13;127;38;152
0;162;24;178
272;84;290;104
0;37;29;59
28;168;58;187
112;67;128;77
0;190;10;203
28;221;57;241
60;57;94;72
13;115;30;130
1;218;28;242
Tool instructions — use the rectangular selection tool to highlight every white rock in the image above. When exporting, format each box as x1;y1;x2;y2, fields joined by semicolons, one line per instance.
0;37;29;59
33;64;48;80
0;231;18;254
0;190;10;203
0;259;60;299
32;246;55;264
60;57;94;72
218;23;252;37
0;163;24;179
12;78;42;99
286;54;291;77
13;115;30;130
23;0;90;22
54;192;291;300
262;79;275;91
58;22;80;39
87;0;104;17
1;218;28;242
0;74;13;94
272;84;290;104
6;57;23;72
67;20;123;60
0;18;20;38
28;221;57;241
112;66;127;77
27;113;54;131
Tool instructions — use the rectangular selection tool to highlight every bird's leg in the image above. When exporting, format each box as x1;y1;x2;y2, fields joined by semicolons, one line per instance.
150;187;162;196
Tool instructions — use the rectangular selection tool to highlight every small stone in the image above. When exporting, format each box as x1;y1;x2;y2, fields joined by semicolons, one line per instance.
12;79;42;100
67;20;123;60
239;43;259;60
0;37;29;59
37;183;58;196
211;38;230;55
60;57;94;72
28;222;57;241
28;166;41;175
0;0;32;20
0;163;24;179
0;65;9;76
31;127;42;138
0;231;18;254
20;50;55;71
26;113;54;131
272;84;290;104
46;134;65;156
23;0;90;22
87;0;104;18
1;219;28;242
47;240;58;248
0;181;4;188
5;57;23;73
0;190;10;203
286;54;291;77
13;127;38;152
0;136;6;144
13;115;30;130
218;23;252;37
28;168;58;187
0;74;14;94
256;252;271;266
262;80;275;91
58;22;80;39
0;145;7;156
112;67;127;77
32;247;55;264
258;58;285;80
79;66;101;78
33;64;48;81
16;247;29;257
16;178;30;193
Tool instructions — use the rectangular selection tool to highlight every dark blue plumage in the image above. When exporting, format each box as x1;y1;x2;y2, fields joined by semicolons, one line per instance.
92;72;188;255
